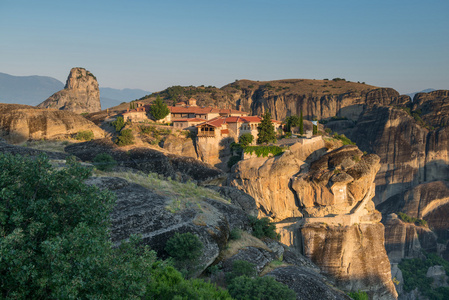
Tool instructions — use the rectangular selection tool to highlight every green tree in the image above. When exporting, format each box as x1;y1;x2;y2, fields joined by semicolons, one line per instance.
257;112;276;144
150;96;170;121
111;116;125;132
284;115;301;133
115;129;134;146
299;110;304;135
165;232;203;262
239;133;254;146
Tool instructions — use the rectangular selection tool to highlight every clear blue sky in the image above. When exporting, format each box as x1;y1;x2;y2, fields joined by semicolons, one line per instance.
1;0;448;94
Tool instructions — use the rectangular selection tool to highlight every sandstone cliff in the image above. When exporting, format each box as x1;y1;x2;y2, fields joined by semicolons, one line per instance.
0;103;105;144
230;140;397;299
37;67;101;113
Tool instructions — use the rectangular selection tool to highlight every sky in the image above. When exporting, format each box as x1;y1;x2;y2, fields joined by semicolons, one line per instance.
1;0;448;94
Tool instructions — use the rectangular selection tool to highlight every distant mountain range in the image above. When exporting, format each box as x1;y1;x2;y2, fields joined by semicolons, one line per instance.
406;88;436;100
0;72;151;109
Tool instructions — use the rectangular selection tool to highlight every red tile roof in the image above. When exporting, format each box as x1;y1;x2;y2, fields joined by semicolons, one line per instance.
169;106;220;114
173;118;205;123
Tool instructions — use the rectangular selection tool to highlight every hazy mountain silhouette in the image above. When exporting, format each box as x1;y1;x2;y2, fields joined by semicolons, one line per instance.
0;72;151;109
0;72;64;105
406;88;436;100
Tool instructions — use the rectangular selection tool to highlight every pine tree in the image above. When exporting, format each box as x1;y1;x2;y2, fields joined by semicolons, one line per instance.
299;110;304;135
150;96;170;121
257;112;276;144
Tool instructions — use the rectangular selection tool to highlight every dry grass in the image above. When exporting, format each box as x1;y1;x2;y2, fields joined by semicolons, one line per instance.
220;232;271;261
92;170;229;213
22;140;75;153
259;258;291;276
323;137;343;150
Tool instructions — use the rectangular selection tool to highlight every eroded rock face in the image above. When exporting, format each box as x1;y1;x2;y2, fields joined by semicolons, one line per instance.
230;141;397;298
0;103;105;144
300;223;397;300
37;67;101;113
229;137;326;221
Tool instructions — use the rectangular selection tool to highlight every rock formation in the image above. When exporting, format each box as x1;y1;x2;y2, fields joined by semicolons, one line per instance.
0;103;105;144
230;140;398;299
37;67;101;113
65;138;225;184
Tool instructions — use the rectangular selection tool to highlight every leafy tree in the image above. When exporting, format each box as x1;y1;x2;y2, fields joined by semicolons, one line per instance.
112;116;125;132
0;154;150;299
226;260;256;282
93;153;117;171
115;129;134;146
257;112;276;144
150;96;170;121
284;115;301;132
227;276;296;300
239;133;254;146
299;110;304;135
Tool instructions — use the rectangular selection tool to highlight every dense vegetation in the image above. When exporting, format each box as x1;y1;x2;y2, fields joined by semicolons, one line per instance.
112;116;125;132
0;153;231;299
332;133;355;145
248;216;280;240
399;251;449;299
243;145;285;158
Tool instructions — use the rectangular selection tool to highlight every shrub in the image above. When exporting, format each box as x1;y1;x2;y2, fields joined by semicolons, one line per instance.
75;130;94;141
165;232;203;262
348;290;369;300
226;260;256;282
227;276;296;300
249;216;279;240
112;116;125;132
243;145;284;158
239;133;254;146
228;155;241;169
332;133;355;145
398;212;427;227
229;228;242;240
93;153;117;171
115;129;134;146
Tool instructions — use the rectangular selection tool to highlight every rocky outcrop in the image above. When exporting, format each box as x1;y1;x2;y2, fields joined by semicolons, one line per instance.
0;103;105;144
37;67;101;113
86;176;251;276
230;141;397;298
161;135;198;159
65;138;225;183
229;137;327;221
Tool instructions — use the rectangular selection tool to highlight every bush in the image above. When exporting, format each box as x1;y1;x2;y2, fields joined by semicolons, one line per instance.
115;129;134;146
249;216;279;240
332;133;355;145
228;155;241;169
243;145;284;158
239;133;254;146
226;260;256;282
165;232;203;262
93;153;117;171
398;212;428;227
227;276;296;300
75;130;94;141
112;116;125;132
229;228;242;240
348;290;369;300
